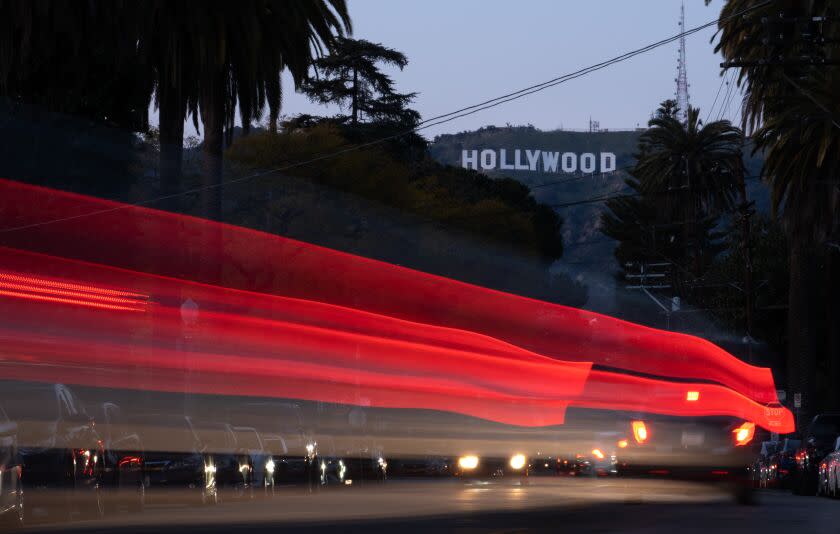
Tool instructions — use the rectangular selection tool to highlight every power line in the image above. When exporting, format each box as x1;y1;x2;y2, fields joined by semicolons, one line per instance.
705;70;728;124
781;73;840;131
0;0;772;235
716;70;737;122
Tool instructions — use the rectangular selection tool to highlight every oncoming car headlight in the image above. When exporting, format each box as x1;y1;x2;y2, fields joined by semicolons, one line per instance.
509;454;527;470
265;459;276;473
458;455;479;470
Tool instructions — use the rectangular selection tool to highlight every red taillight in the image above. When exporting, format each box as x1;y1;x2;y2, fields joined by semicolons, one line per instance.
0;270;149;312
733;422;755;447
118;455;143;468
632;420;648;444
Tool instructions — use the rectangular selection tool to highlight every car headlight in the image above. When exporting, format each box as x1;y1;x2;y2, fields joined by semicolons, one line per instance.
509;454;527;470
458;455;479;470
266;459;276;473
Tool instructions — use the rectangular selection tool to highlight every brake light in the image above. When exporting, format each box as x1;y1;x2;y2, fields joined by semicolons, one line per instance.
686;391;700;402
0;270;149;312
733;422;755;446
632;421;648;444
617;439;628;449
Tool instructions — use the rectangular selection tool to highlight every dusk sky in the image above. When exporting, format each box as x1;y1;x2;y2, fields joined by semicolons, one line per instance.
171;0;743;140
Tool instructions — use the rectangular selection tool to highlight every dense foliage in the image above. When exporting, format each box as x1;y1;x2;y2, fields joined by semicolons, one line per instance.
227;123;565;262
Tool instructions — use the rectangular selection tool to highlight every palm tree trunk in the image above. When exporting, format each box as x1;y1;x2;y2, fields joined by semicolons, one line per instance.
200;71;225;222
198;71;225;297
787;237;820;428
158;84;184;212
351;66;358;124
827;250;840;410
737;175;754;362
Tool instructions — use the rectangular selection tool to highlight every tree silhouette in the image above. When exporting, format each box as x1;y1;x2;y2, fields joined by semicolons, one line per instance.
301;37;419;127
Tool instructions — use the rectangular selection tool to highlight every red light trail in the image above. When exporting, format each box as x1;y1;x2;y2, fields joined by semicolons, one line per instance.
0;246;794;432
0;179;782;406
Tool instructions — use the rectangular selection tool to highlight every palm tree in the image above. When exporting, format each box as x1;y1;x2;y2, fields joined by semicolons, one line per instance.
714;0;840;416
633;104;744;278
0;1;151;130
140;0;351;220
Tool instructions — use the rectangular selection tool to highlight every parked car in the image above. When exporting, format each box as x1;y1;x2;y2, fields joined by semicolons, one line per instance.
192;422;253;500
818;437;840;497
228;402;319;490
332;443;388;485
792;413;840;495
389;456;450;478
232;426;274;496
767;438;800;489
752;440;779;488
131;414;217;505
0;381;104;523
91;402;145;512
0;405;24;527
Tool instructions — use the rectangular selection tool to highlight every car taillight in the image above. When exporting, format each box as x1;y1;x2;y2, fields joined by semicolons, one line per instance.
733;422;755;447
631;421;648;444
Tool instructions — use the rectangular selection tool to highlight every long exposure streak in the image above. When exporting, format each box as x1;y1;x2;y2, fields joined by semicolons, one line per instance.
0;178;782;406
0;245;794;432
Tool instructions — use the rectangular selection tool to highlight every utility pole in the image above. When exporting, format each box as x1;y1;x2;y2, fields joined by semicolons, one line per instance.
626;262;675;329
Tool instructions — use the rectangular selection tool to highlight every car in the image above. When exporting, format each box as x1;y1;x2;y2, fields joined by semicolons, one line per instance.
791;413;840;496
752;440;779;488
817;437;840;498
389;456;450;478
228;402;320;491
610;415;756;503
190;422;254;500
572;447;618;478
573;432;622;477
90;402;145;512
131;414;218;505
0;381;105;523
767;438;800;489
452;451;531;480
232;426;275;496
0;405;24;528
331;443;388;485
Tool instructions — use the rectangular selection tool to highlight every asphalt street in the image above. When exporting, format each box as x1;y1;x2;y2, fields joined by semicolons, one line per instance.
21;478;840;533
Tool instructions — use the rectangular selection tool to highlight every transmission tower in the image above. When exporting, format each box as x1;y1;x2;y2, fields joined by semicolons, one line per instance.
675;1;690;124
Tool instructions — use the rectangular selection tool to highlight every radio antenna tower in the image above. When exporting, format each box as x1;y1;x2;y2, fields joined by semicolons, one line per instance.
676;1;690;124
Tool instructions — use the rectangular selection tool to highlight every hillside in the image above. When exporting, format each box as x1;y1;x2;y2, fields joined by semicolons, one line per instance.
431;126;642;268
430;125;772;330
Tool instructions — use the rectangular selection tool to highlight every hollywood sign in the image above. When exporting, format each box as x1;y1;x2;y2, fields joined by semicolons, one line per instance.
462;149;617;174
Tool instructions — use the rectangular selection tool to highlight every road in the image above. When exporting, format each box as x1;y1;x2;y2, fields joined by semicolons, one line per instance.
23;479;840;533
